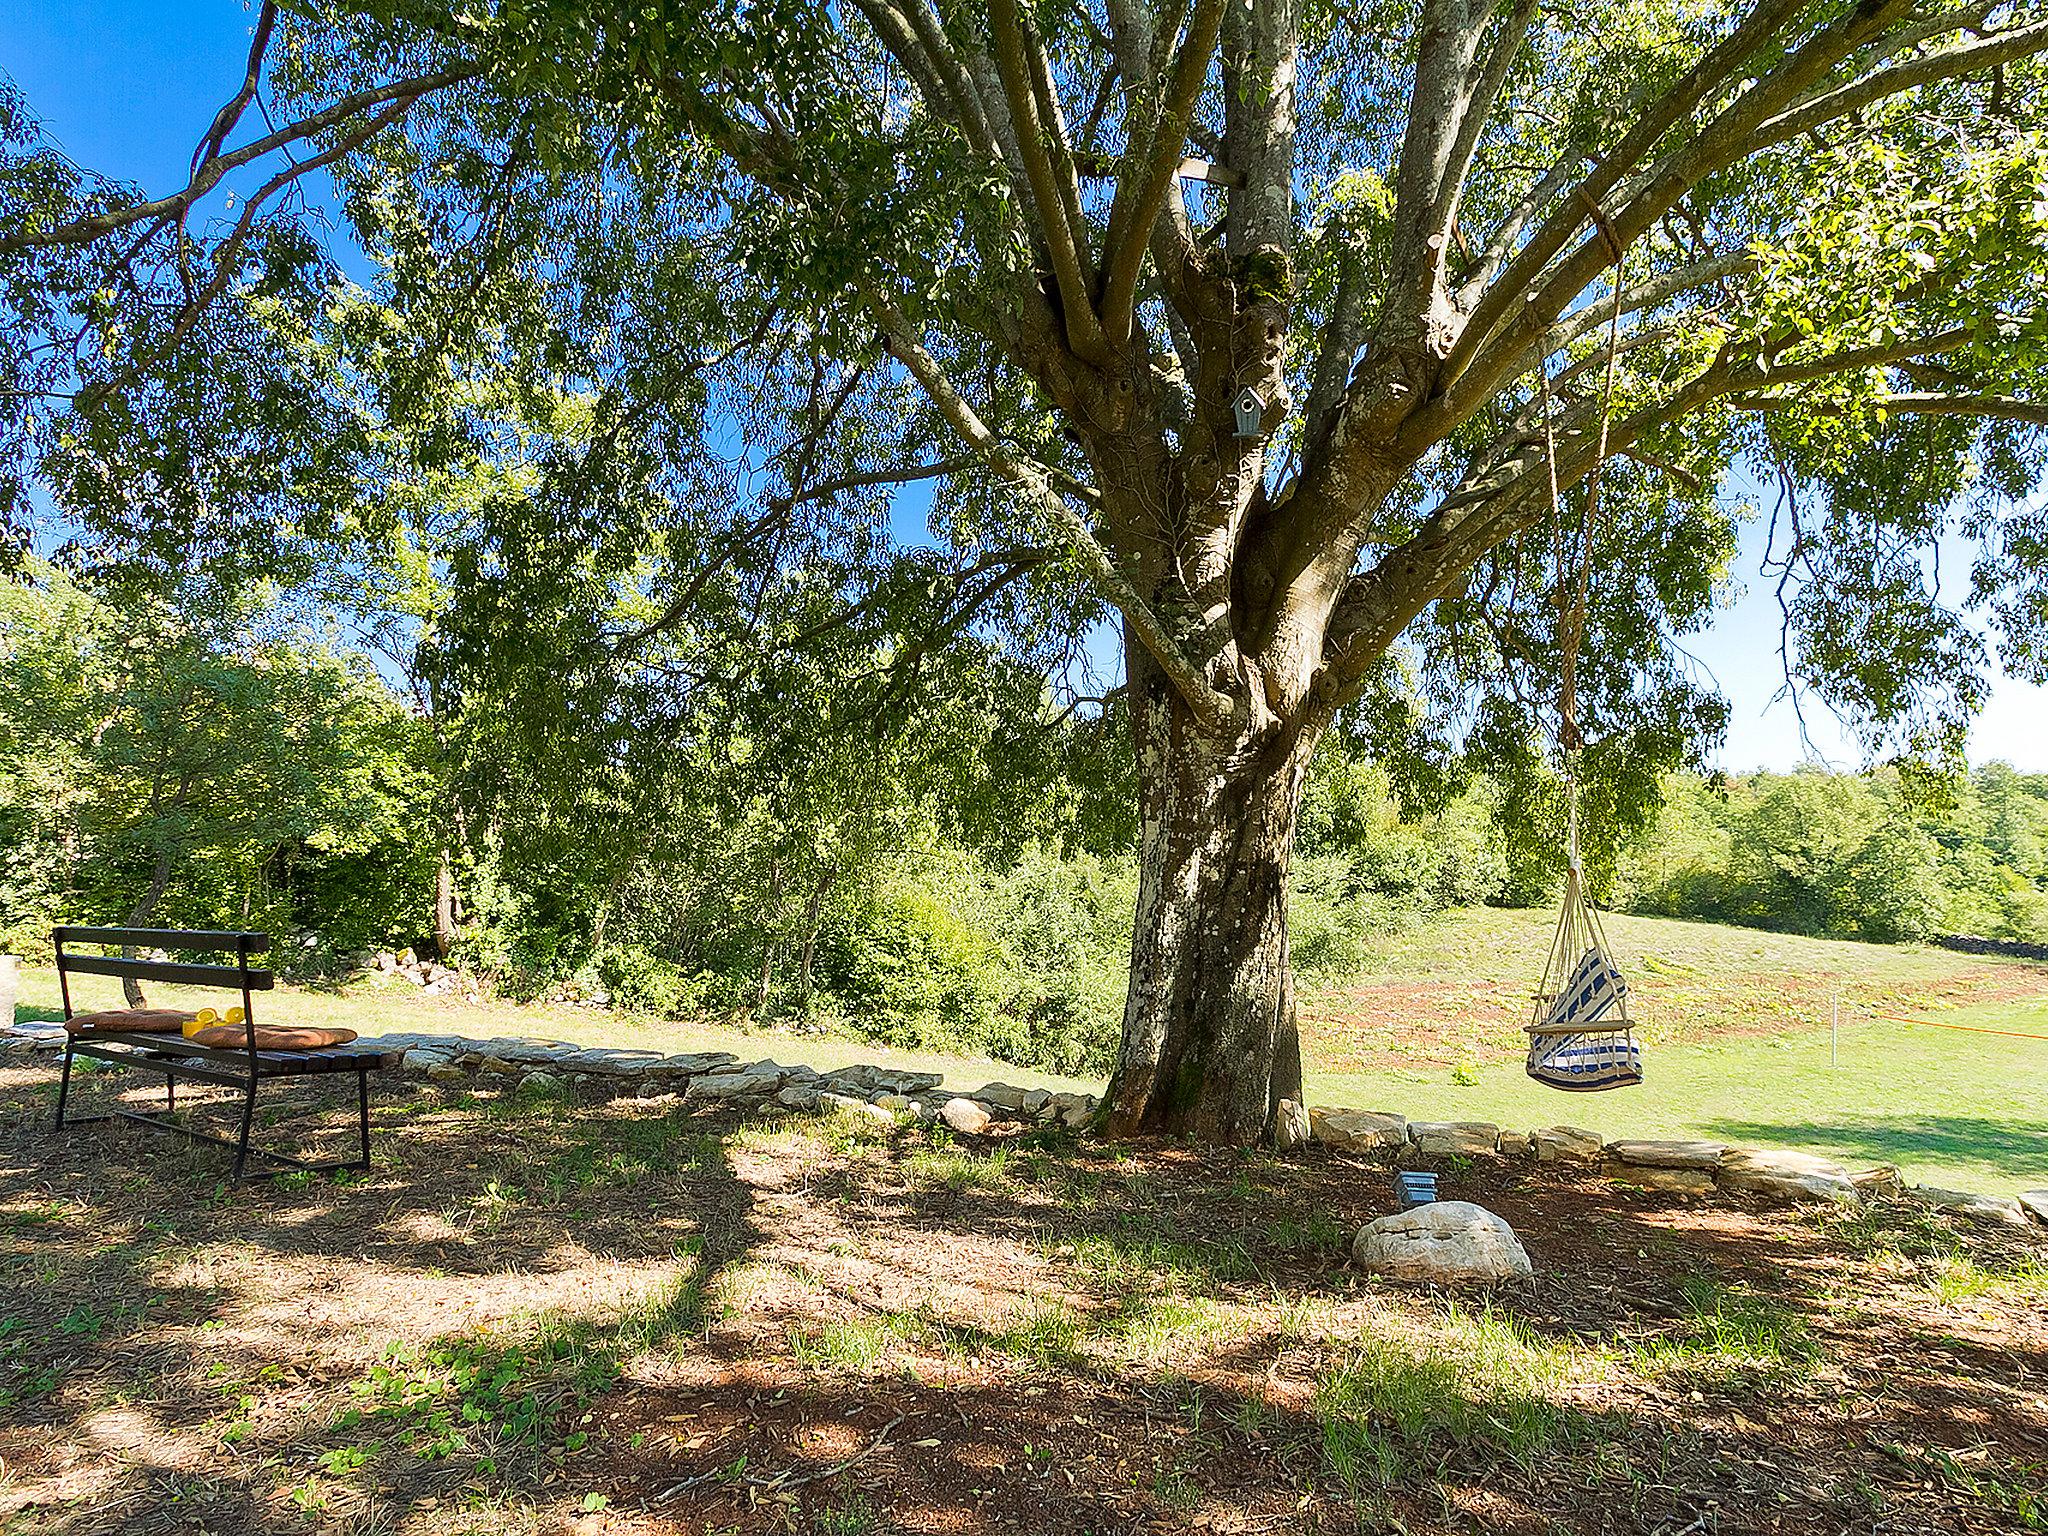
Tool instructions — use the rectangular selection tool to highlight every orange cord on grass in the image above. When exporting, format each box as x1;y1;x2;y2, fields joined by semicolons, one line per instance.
1867;1009;2048;1042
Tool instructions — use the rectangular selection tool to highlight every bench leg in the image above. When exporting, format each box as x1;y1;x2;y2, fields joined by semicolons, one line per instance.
55;1043;75;1129
356;1066;371;1170
231;1078;258;1186
166;1073;175;1114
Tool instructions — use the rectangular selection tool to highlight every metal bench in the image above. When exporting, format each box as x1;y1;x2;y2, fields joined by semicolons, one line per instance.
51;926;384;1184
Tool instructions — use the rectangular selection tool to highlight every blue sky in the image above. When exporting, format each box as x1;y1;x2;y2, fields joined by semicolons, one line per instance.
7;0;2045;771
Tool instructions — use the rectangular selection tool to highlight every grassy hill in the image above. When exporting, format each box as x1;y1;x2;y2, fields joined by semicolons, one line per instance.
1302;908;2048;1194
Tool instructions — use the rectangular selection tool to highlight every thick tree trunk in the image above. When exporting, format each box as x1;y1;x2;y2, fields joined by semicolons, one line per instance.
1102;672;1313;1145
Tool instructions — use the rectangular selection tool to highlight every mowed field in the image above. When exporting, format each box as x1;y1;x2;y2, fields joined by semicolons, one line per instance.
14;906;2048;1194
1302;908;2048;1196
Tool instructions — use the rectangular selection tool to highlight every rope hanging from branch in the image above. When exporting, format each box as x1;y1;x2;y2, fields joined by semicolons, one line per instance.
1525;223;1643;1093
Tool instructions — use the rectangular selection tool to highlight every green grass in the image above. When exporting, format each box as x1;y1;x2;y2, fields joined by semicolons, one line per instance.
11;964;1094;1095
1303;908;2048;1196
19;905;2048;1195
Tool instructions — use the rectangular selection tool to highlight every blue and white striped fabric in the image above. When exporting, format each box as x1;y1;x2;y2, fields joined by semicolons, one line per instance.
1527;947;1642;1091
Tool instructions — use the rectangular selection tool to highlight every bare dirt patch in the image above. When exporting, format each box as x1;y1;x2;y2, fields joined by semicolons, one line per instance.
1;1058;2044;1535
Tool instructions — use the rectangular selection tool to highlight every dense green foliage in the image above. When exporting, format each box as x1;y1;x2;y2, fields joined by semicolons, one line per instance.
8;564;2042;1075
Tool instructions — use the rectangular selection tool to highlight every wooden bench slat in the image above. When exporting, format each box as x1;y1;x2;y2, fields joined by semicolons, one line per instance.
57;954;276;990
54;926;269;951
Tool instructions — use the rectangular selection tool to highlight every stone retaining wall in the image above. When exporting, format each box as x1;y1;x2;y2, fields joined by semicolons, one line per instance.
1290;1098;2048;1229
0;1018;1099;1133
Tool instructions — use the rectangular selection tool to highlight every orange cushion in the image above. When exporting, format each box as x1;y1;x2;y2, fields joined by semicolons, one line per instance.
65;1008;196;1036
189;1023;359;1050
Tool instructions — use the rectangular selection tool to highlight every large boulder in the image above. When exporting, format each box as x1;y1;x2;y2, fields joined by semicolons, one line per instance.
1533;1125;1604;1164
1913;1187;2032;1227
1274;1098;1311;1151
1606;1139;1724;1171
1310;1108;1407;1152
1717;1148;1858;1206
2020;1191;2048;1227
1353;1202;1533;1284
1409;1121;1500;1158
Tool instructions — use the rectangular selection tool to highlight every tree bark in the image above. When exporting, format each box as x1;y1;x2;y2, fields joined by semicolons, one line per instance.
1101;661;1314;1144
433;847;458;960
121;850;175;1007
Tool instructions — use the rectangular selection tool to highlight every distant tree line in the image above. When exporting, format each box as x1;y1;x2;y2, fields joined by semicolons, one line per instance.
5;565;2042;1074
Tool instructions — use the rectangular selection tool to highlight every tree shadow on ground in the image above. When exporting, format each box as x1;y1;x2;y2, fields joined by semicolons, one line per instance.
1703;1113;2048;1185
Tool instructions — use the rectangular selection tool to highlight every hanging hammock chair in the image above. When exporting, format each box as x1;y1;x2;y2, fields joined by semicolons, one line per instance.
1524;215;1642;1094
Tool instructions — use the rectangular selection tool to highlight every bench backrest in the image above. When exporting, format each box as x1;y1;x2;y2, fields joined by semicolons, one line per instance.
52;927;274;1024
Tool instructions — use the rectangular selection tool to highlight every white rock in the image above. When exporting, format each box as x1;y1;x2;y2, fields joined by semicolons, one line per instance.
2020;1191;2048;1227
1309;1108;1407;1151
1913;1186;2031;1227
1605;1139;1724;1171
1533;1126;1603;1163
1274;1098;1312;1151
1410;1121;1501;1157
1717;1148;1858;1205
1352;1201;1533;1284
940;1097;993;1134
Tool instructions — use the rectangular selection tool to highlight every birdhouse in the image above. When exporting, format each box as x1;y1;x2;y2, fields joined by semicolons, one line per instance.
1233;385;1267;438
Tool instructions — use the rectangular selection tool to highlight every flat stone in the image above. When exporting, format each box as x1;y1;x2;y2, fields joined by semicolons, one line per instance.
425;1062;466;1083
1606;1163;1715;1195
1274;1098;1311;1151
1717;1148;1858;1205
873;1093;919;1117
1309;1108;1407;1152
1410;1121;1500;1157
1606;1139;1724;1172
1851;1164;1908;1200
2020;1191;2048;1226
1497;1131;1533;1158
1059;1102;1093;1129
1352;1201;1533;1284
1533;1126;1604;1163
975;1082;1031;1110
1913;1187;2031;1227
776;1085;823;1111
400;1048;452;1072
685;1070;783;1103
940;1097;993;1134
1020;1088;1052;1115
662;1052;740;1073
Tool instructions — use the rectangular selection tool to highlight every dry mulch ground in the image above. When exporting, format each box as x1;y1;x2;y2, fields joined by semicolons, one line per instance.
2;1057;2045;1535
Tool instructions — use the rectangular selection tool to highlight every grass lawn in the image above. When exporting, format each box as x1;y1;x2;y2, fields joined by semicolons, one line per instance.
1303;908;2048;1196
13;904;2048;1194
10;966;1095;1095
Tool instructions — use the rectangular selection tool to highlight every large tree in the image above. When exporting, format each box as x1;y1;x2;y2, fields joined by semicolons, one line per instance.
6;0;2048;1141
